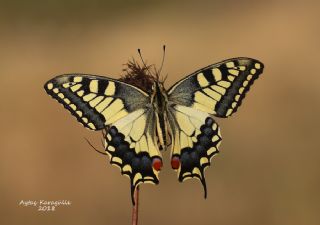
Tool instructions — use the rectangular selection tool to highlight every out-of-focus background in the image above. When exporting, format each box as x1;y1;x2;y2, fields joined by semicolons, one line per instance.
1;0;319;224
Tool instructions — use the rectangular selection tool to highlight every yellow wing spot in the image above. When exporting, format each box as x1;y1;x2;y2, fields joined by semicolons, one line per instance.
243;80;249;87
255;63;261;69
70;84;82;92
232;102;237;108
238;66;246;71
82;117;88;123
228;69;239;76
87;123;96;129
112;157;122;164
247;74;253;80
197;73;209;87
192;167;202;177
122;165;132;173
73;76;83;82
226;62;235;68
96;97;113;112
211;85;226;95
218;127;221;136
89;80;99;93
53;88;59;93
76;110;82;117
77;90;84;97
212;135;220;142
47;83;53;90
218;81;231;88
239;87;245;94
107;109;128;124
212;123;217;130
135;142;141;153
89;96;104;107
133;173;142;185
63;98;70;104
104;151;111;158
192;136;197;142
228;75;235;81
194;92;217;111
62;83;72;88
226;108;233;116
83;93;96;102
217;140;222;148
235;94;240;101
250;68;256;74
130;143;136;149
102;99;124;121
105;82;116;96
200;157;209;166
107;134;112;141
203;88;221;101
207;147;217;155
182;172;192;178
212;68;222;81
69;104;76;110
108;145;115;152
58;93;64;99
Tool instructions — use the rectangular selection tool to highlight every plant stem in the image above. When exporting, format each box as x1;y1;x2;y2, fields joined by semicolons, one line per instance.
131;186;140;225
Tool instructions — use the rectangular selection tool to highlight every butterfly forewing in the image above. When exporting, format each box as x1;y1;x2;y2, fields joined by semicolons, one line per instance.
44;74;149;130
168;58;264;117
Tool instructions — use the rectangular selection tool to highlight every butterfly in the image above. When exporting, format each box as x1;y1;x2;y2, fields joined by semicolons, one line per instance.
44;56;264;204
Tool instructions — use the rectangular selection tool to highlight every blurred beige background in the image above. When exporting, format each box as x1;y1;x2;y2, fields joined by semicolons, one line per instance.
1;0;320;225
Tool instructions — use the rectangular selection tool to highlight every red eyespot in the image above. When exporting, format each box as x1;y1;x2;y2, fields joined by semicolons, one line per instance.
171;156;180;169
152;158;163;171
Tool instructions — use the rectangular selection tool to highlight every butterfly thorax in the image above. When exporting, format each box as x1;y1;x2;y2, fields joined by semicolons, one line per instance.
151;82;170;151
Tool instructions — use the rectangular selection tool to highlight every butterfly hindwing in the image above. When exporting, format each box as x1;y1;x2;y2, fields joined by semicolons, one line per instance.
104;108;162;204
168;58;264;117
167;105;221;196
44;74;149;130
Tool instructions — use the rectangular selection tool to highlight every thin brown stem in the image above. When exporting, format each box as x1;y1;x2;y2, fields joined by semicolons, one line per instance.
131;186;140;225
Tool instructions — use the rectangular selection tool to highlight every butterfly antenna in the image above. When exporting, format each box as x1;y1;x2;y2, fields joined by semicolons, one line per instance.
84;137;108;156
137;48;153;77
158;45;166;77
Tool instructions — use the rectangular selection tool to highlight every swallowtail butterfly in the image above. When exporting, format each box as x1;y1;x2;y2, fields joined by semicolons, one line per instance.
44;55;264;204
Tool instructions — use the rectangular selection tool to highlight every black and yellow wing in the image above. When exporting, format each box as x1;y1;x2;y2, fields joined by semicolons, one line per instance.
167;105;221;197
167;58;264;195
44;74;162;204
168;58;264;118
